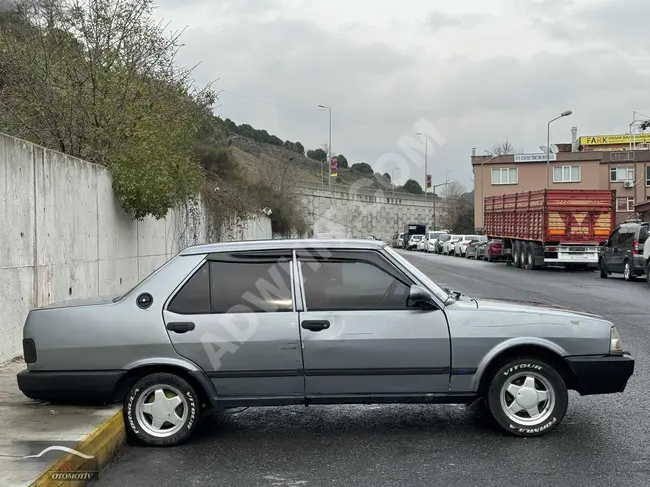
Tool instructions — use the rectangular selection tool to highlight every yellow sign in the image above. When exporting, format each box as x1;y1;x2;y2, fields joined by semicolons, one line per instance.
579;134;650;145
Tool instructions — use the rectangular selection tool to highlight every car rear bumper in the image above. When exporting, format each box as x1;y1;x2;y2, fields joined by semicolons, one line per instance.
17;369;126;404
566;354;634;395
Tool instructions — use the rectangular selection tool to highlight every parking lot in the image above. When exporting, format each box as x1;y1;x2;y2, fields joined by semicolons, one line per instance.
94;251;649;487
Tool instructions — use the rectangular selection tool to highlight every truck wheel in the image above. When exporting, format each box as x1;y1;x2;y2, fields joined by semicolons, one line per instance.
486;357;568;437
124;372;201;447
525;244;538;270
599;259;608;278
513;242;521;268
623;260;636;282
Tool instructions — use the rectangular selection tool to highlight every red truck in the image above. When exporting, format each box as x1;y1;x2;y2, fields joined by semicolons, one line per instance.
484;189;616;270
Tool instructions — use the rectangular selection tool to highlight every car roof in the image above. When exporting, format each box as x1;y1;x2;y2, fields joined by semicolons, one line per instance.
179;238;387;256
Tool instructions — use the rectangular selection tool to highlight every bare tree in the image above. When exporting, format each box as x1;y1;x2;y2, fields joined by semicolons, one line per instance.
439;181;473;232
487;139;517;156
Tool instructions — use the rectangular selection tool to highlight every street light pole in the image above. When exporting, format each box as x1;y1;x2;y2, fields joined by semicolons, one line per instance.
417;132;428;200
546;110;573;188
318;104;332;189
432;180;450;230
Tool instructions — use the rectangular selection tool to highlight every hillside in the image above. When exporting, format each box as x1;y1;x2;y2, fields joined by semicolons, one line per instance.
219;119;420;194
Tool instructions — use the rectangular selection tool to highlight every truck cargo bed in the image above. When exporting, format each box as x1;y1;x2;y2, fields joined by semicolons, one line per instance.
484;189;615;244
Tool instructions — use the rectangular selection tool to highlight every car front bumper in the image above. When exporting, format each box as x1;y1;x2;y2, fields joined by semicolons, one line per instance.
17;368;126;404
566;353;634;395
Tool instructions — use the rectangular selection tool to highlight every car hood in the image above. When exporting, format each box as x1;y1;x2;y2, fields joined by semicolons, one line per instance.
451;296;604;320
35;295;118;310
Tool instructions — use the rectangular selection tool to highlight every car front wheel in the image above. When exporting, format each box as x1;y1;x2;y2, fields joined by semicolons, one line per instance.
486;357;568;437
124;372;201;446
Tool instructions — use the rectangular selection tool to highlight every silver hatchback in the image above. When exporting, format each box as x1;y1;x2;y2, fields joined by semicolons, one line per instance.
17;239;634;446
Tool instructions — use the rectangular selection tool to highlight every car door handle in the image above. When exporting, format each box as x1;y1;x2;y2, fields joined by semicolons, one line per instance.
301;320;330;332
166;322;195;333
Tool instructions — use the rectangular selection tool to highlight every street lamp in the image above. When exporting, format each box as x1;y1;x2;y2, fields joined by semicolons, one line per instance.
546;110;572;188
318;105;332;189
417;132;428;199
432;180;451;229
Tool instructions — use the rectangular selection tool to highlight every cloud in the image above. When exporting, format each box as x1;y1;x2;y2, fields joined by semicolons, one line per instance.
425;11;484;31
155;0;650;188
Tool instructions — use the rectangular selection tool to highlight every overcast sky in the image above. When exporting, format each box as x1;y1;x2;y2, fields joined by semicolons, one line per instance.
155;0;650;189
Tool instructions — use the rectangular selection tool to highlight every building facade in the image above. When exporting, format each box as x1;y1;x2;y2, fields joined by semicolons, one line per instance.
472;149;650;229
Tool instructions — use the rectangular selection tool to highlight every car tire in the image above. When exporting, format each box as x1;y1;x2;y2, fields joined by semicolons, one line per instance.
124;372;201;447
599;259;608;278
623;260;636;282
486;357;568;437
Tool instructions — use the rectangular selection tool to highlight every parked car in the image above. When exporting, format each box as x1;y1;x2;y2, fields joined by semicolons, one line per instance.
408;234;424;250
442;235;460;255
454;235;481;257
599;220;649;281
16;239;634;446
417;236;428;252
396;233;404;248
466;236;488;259
425;231;447;253
484;239;504;262
434;234;451;254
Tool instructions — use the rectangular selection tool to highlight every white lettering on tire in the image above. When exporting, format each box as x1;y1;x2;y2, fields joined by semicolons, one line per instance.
186;391;196;430
515;417;557;434
503;364;543;376
127;388;140;434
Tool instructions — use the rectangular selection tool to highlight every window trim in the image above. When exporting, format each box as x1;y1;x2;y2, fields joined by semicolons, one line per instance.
297;249;416;312
610;166;635;183
166;251;297;315
645;166;650;187
553;165;581;183
491;167;518;185
616;196;635;212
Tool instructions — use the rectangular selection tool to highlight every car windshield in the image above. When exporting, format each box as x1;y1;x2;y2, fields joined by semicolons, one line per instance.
428;232;442;239
384;246;451;303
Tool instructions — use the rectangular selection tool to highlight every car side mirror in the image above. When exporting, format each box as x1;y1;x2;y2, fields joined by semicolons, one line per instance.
407;285;437;310
599;240;606;247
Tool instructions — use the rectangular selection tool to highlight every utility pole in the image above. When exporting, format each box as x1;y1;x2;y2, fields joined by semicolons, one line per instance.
546;110;572;188
319;105;332;189
417;132;428;200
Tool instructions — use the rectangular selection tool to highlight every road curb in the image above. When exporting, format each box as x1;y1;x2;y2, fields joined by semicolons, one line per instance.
30;409;126;487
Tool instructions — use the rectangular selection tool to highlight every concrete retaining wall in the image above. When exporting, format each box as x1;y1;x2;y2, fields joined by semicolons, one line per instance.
0;133;271;362
299;185;447;241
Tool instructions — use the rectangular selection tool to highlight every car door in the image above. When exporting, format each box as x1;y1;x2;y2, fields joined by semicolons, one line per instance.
295;249;451;399
603;227;622;272
163;250;304;405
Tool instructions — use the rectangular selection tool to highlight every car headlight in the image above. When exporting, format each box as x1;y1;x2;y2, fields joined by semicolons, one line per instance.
610;326;624;355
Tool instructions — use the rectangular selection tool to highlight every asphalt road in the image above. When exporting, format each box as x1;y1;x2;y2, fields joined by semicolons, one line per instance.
94;251;650;487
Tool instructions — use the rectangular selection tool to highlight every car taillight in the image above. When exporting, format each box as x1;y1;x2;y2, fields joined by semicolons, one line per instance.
633;240;640;255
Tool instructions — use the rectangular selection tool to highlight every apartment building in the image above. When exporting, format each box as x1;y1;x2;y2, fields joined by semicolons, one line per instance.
472;149;650;229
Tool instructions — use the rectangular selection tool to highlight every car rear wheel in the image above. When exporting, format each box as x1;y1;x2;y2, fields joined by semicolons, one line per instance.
124;372;201;447
487;357;568;437
623;260;636;282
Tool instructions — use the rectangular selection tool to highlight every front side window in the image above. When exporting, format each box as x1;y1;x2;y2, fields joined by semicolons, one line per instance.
300;258;412;311
610;166;634;182
167;255;293;314
616;197;635;212
491;167;518;185
553;165;581;183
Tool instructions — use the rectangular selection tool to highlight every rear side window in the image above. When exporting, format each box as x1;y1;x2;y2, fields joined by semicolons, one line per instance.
210;260;292;313
639;226;649;242
618;227;635;247
167;255;293;314
168;262;211;314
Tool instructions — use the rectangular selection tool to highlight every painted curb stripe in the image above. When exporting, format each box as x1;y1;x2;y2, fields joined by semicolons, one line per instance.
31;409;126;487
